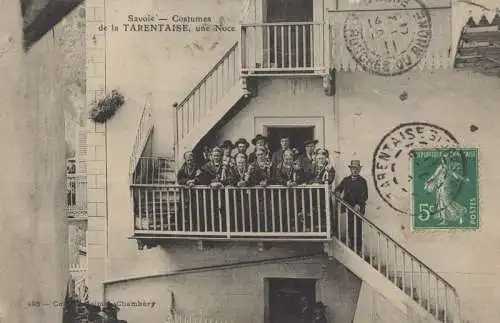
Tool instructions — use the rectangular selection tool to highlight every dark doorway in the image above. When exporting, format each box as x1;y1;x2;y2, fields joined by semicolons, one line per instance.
265;0;313;23
264;0;314;69
268;278;316;323
266;126;314;154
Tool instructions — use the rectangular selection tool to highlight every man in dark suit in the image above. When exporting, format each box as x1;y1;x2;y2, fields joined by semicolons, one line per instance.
248;134;270;164
275;149;304;186
334;160;368;255
177;151;200;186
300;139;318;180
197;146;232;187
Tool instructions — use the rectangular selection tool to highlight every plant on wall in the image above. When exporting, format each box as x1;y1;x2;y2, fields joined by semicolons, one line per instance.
89;89;125;123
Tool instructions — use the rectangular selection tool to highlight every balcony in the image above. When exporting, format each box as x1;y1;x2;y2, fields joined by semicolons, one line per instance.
131;158;332;242
241;22;329;76
67;174;87;218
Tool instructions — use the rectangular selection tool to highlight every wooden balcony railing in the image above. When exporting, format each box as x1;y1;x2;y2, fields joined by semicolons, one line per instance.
333;195;460;323
67;174;87;217
241;22;327;74
131;184;332;241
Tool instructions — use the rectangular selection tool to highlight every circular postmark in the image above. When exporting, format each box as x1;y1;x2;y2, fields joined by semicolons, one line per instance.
343;0;432;76
372;122;459;214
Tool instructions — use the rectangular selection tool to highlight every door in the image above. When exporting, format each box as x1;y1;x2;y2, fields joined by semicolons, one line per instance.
264;0;313;69
266;126;314;155
268;278;316;323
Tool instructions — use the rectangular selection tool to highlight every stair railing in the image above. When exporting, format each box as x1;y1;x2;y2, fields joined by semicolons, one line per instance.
332;194;460;323
129;100;154;181
173;42;240;163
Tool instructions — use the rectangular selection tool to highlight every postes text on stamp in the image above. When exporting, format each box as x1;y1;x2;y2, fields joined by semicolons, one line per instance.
372;122;458;214
343;0;432;76
412;148;479;230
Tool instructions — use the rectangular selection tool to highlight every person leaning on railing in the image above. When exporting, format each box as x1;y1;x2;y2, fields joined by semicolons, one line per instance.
334;160;368;255
196;146;231;187
307;149;335;185
248;146;273;187
195;146;234;231
298;139;318;180
302;148;335;232
275;149;304;186
177;151;201;186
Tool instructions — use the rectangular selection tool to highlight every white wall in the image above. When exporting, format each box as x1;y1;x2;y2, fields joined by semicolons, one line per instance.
105;255;361;323
216;78;335;155
337;69;500;323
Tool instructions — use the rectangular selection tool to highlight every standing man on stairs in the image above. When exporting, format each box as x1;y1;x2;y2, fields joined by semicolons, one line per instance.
334;160;368;255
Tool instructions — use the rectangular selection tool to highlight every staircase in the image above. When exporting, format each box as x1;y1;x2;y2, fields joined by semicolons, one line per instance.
173;42;247;164
326;195;461;323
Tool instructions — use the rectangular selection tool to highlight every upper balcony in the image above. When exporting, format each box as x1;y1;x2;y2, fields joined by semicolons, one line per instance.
131;157;332;245
240;22;329;76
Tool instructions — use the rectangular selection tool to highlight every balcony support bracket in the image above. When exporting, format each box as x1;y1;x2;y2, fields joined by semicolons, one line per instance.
240;76;258;98
137;239;160;251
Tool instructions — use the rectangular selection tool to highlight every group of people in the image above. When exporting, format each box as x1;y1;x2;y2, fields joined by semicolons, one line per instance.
178;134;336;188
174;134;368;252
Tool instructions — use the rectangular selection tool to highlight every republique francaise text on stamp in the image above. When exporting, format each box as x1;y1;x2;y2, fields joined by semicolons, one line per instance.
412;148;479;230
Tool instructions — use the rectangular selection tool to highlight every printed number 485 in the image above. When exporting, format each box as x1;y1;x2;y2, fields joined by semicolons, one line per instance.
418;203;435;221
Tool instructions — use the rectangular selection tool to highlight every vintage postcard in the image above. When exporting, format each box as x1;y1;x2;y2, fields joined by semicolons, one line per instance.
2;0;500;322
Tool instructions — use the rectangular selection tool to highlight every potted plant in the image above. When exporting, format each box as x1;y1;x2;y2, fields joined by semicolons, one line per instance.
89;89;125;123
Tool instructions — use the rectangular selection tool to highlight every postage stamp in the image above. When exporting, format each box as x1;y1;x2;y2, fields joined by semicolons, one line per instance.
343;0;432;76
411;148;479;230
372;122;459;214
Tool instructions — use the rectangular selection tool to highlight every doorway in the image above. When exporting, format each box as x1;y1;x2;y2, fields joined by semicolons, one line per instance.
266;126;314;154
264;0;313;69
268;278;317;323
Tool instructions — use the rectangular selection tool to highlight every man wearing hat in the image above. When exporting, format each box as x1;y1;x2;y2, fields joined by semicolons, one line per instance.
300;139;319;180
248;134;270;163
232;138;250;157
334;160;368;255
197;146;231;187
308;148;335;184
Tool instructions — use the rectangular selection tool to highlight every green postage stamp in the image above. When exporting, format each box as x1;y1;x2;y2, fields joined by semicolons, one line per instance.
412;148;479;230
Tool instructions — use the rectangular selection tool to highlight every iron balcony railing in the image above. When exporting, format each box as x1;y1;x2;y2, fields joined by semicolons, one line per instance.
67;174;87;217
241;22;327;74
332;195;460;323
131;183;332;240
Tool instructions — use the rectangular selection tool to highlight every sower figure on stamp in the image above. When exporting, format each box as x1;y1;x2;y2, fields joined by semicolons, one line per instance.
334;160;368;255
